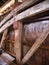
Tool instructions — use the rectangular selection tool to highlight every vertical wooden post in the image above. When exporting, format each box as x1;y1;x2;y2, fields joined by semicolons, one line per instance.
14;21;22;63
0;29;8;49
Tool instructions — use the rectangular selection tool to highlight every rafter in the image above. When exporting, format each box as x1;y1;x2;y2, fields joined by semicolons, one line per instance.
0;0;49;33
0;0;39;27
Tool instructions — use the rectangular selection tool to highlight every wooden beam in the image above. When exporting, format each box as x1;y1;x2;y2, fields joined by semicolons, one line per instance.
18;0;23;2
0;0;49;33
6;50;15;57
0;0;39;27
18;0;27;2
23;16;49;23
0;56;16;65
0;52;15;64
21;27;49;64
32;16;49;21
0;0;15;16
14;22;23;63
0;29;8;49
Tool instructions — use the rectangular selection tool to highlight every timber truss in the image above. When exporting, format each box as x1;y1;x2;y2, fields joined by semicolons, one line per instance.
0;0;49;65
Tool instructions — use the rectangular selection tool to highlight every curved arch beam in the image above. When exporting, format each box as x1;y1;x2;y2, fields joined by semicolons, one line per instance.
0;0;15;16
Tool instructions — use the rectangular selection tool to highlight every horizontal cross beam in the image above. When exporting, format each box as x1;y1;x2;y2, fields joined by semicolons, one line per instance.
0;0;39;27
0;0;49;33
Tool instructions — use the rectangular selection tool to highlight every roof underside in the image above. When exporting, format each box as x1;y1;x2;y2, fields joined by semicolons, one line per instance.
0;0;10;7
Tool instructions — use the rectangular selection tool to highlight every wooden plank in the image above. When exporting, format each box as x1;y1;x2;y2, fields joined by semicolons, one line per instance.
0;52;15;65
0;0;49;33
23;20;49;46
1;52;15;64
32;16;49;21
18;0;28;2
21;27;49;64
0;0;39;27
0;0;15;16
14;22;22;63
23;16;49;22
0;29;8;49
0;56;7;65
18;0;23;2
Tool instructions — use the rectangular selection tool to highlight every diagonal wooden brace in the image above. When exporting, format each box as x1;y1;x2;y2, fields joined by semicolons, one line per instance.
21;27;49;64
0;0;49;33
0;0;39;27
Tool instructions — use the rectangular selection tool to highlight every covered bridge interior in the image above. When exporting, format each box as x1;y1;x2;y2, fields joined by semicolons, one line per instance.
0;0;49;65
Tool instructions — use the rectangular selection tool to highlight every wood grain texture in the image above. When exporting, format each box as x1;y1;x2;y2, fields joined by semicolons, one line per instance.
0;29;8;49
0;0;49;33
14;22;22;63
21;26;49;64
0;0;39;27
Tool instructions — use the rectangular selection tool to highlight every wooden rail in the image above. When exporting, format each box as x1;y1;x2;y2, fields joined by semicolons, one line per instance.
0;0;49;33
0;0;39;27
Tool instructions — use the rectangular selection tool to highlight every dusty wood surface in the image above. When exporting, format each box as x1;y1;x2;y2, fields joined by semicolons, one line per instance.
0;29;8;49
5;20;49;53
0;0;15;16
23;20;49;43
5;20;49;45
0;56;7;65
23;16;49;23
0;52;15;65
0;0;49;33
14;22;22;63
21;26;49;64
0;0;39;27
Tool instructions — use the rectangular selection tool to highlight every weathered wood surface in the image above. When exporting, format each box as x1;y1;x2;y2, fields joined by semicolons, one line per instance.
0;52;15;65
23;20;49;43
32;16;49;21
18;0;29;2
0;0;15;16
6;20;49;46
5;20;49;64
0;29;8;49
21;23;49;64
1;53;15;63
6;20;49;42
0;0;39;27
18;0;22;2
0;56;7;65
23;16;49;23
0;0;49;33
14;22;22;63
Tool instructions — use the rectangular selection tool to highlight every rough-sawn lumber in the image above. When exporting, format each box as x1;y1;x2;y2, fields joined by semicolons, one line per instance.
0;0;49;33
0;0;39;27
21;25;49;64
